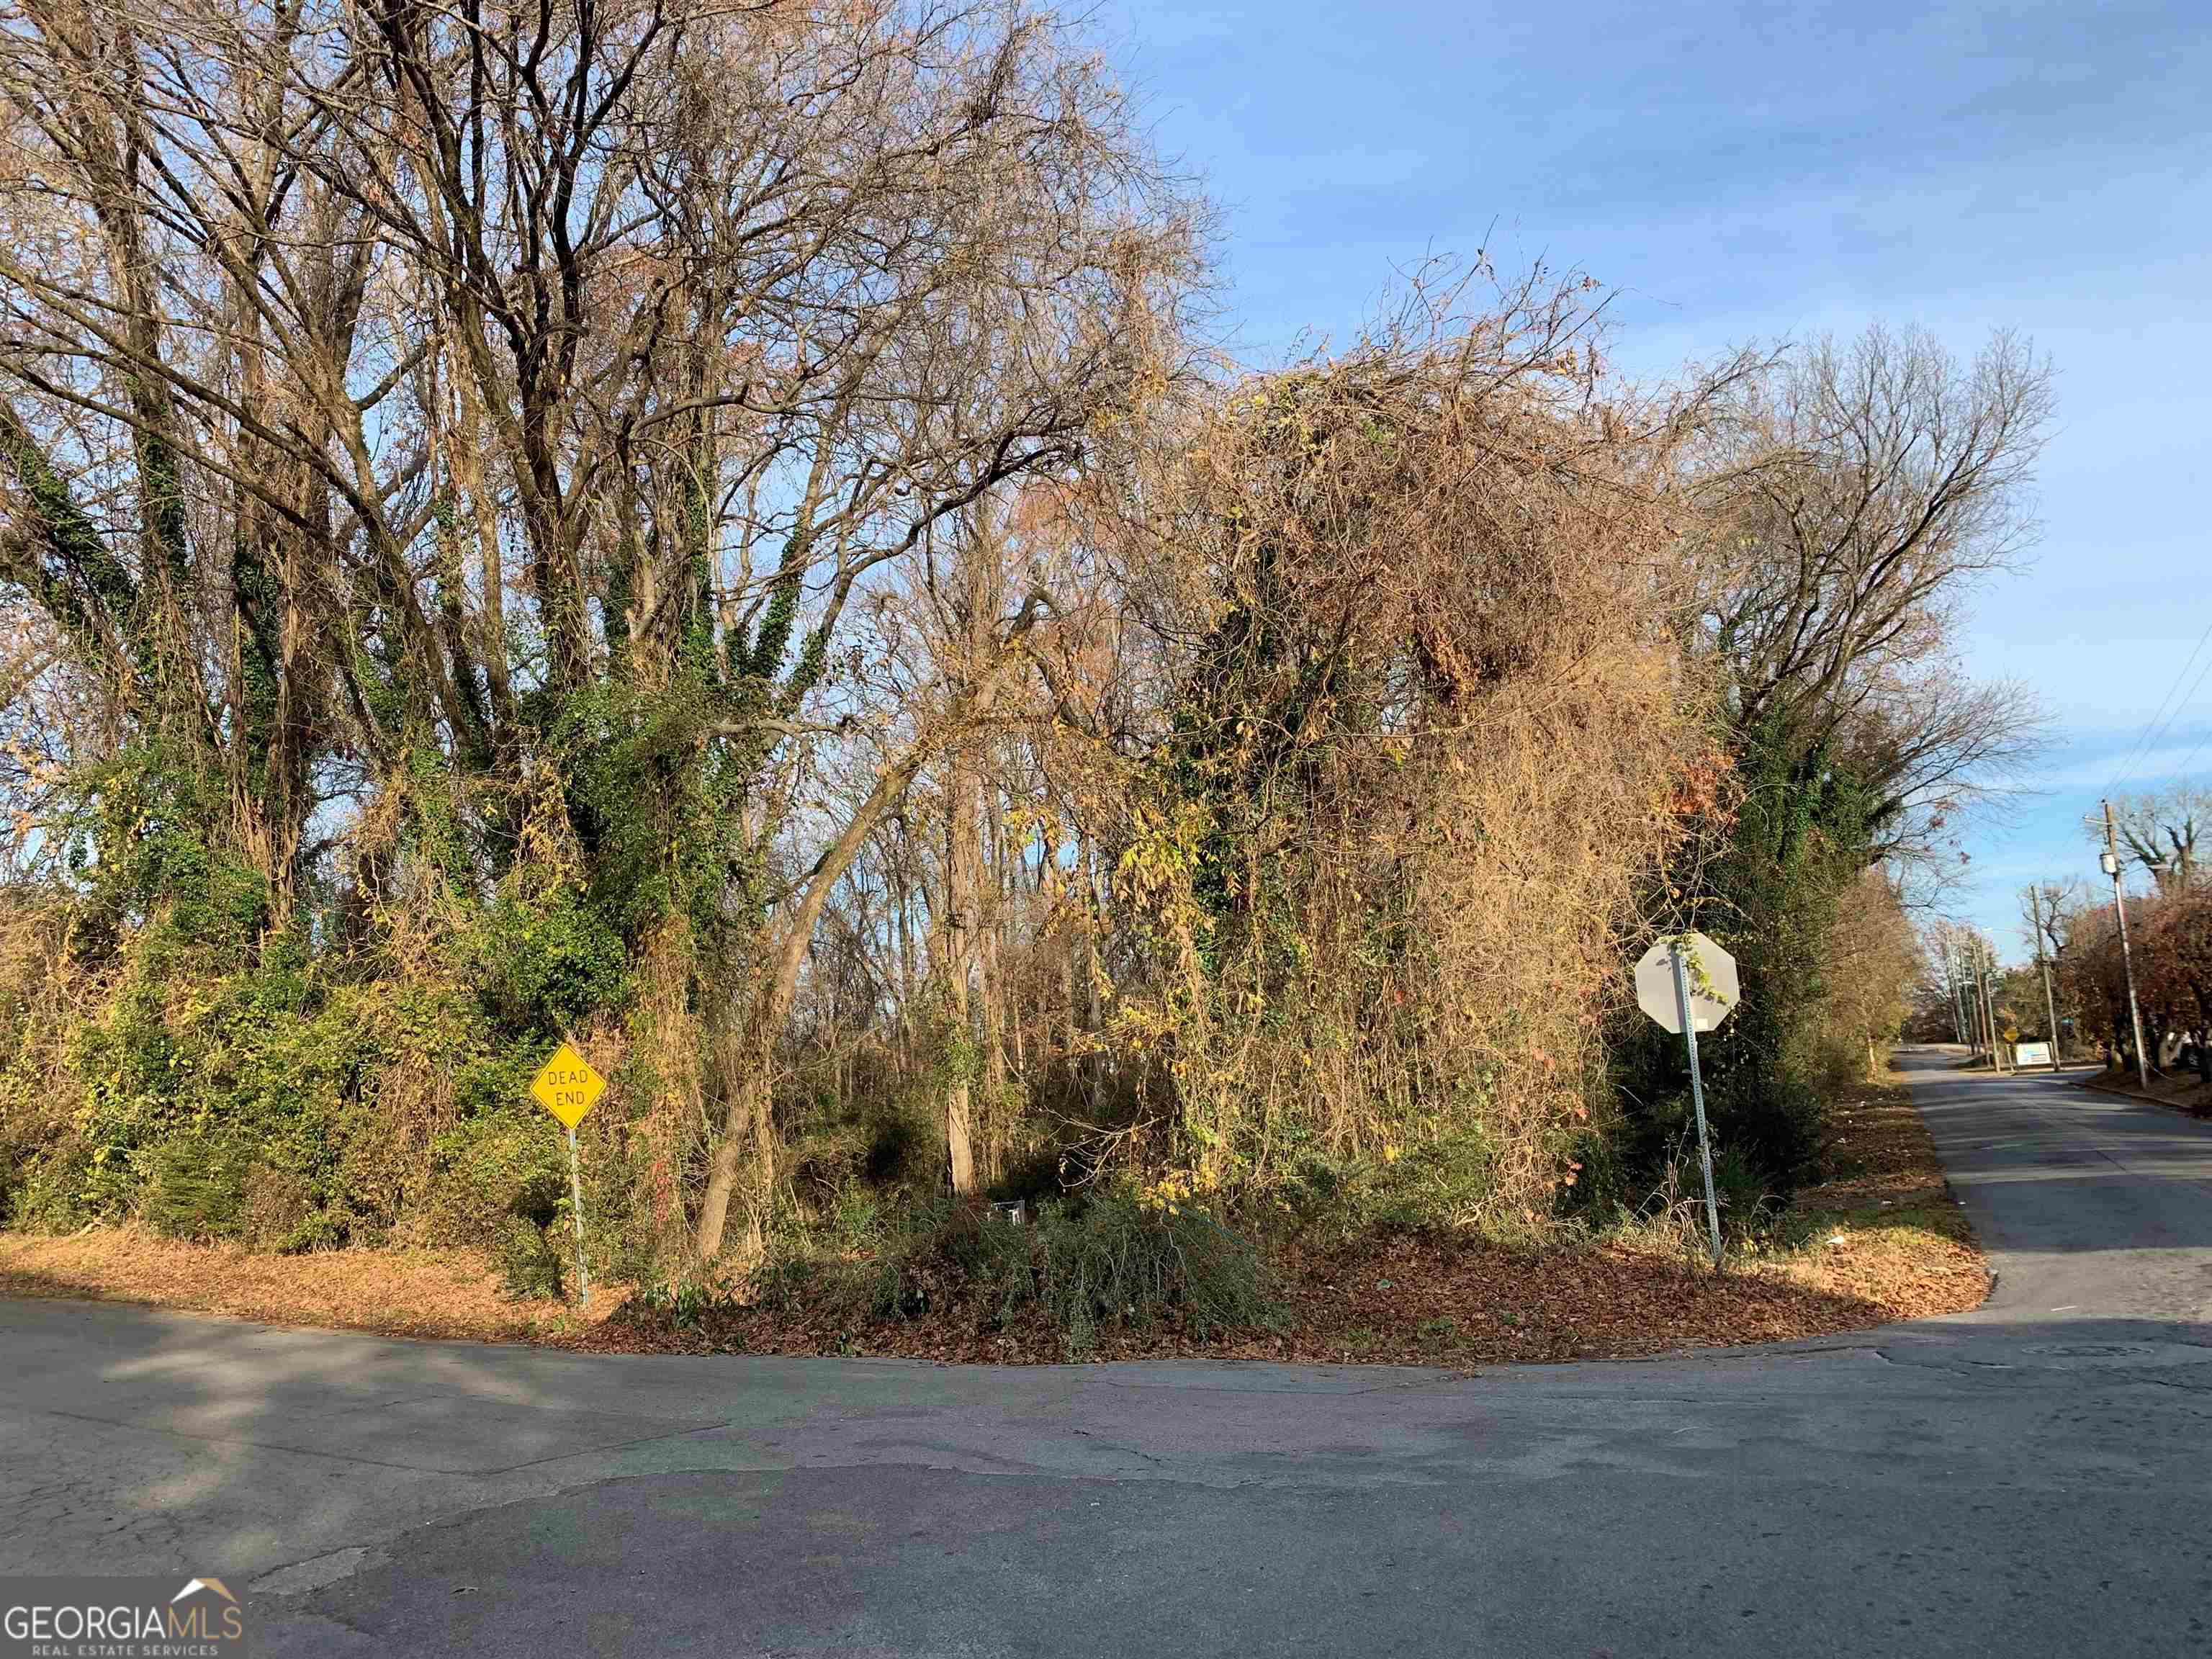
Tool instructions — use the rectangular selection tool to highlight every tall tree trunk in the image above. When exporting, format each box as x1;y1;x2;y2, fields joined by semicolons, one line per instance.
977;792;1010;1182
892;845;917;1087
693;598;1040;1259
695;1000;786;1269
1076;834;1107;1114
944;745;980;1198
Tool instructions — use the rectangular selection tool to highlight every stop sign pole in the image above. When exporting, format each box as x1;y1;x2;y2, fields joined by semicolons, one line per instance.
1635;931;1738;1270
1668;939;1725;1270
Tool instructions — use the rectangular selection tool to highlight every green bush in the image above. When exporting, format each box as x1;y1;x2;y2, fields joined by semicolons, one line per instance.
629;1274;742;1331
462;887;629;1035
61;741;272;957
1616;1137;1777;1256
765;1191;1277;1358
1030;1195;1275;1356
1277;1125;1501;1239
784;1087;943;1215
141;1133;254;1240
1;737;655;1266
6;1139;94;1232
493;1216;567;1300
239;1164;317;1251
421;1108;571;1247
1616;724;1881;1200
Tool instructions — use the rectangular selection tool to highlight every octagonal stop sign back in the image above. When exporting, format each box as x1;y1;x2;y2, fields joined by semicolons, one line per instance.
1634;932;1740;1035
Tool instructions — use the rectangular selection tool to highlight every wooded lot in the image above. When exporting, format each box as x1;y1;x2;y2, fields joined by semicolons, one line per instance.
0;0;2046;1347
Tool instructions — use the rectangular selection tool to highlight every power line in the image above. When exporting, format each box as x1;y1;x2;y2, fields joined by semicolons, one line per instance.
2164;714;2212;789
2102;610;2212;798
2132;652;2212;789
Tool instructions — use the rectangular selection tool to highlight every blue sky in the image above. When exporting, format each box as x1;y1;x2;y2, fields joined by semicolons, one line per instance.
1097;0;2212;958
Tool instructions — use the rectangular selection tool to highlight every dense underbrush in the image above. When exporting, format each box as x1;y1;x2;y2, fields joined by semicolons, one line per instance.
646;1190;1277;1360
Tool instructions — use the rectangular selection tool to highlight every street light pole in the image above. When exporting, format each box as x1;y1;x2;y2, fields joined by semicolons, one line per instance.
2101;799;2153;1092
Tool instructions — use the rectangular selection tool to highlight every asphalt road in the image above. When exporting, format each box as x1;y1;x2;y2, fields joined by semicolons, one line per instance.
4;1049;2209;1657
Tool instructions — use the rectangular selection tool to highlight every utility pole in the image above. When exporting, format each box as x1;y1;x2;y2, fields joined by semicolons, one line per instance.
2037;950;2063;1071
1973;946;1990;1053
1978;948;2007;1074
1973;938;1990;1066
2100;799;2154;1091
2020;882;2066;1073
1951;946;1974;1054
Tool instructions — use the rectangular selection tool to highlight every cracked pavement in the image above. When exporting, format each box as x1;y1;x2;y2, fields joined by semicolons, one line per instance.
4;1049;2209;1655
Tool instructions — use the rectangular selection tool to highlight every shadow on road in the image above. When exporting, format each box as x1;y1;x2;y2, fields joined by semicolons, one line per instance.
11;1286;2208;1658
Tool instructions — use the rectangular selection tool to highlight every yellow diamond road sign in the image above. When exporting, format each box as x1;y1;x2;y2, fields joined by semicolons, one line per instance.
531;1041;606;1130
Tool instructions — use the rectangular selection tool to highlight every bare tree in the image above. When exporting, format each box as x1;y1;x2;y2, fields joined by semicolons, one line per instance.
2106;787;2208;893
2018;878;2080;961
1690;325;2054;877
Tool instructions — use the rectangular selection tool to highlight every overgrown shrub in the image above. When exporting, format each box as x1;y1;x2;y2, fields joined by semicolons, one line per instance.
784;1087;943;1218
1614;734;1899;1198
1030;1197;1274;1354
60;742;273;958
141;1134;253;1241
757;1192;1275;1358
1102;315;1707;1228
494;1216;568;1301
0;231;1979;1305
0;846;654;1266
461;888;630;1036
239;1164;320;1251
1277;1124;1509;1240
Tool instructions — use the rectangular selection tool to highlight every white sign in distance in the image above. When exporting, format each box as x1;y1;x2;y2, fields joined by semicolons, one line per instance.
1635;932;1740;1035
2013;1041;2051;1066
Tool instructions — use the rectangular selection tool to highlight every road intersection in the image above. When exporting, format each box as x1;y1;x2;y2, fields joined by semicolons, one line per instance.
4;1050;2208;1655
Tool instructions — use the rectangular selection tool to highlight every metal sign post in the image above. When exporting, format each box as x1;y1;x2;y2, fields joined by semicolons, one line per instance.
1634;931;1740;1272
531;1040;608;1313
564;1125;592;1313
1668;941;1725;1271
